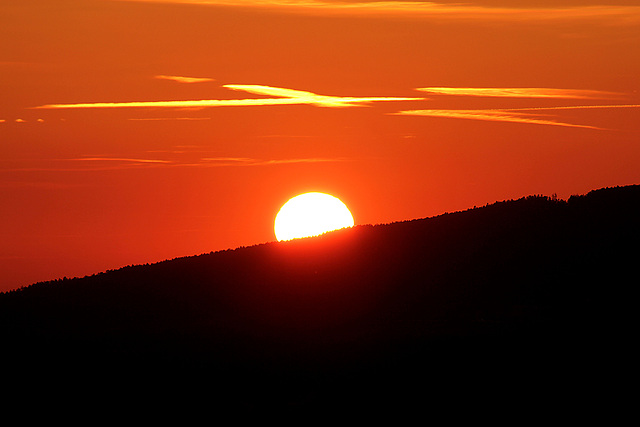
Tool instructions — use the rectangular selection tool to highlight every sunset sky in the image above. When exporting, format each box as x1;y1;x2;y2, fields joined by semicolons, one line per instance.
2;0;639;291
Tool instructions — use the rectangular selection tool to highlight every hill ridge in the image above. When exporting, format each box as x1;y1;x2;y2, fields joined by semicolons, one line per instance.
6;183;634;294
1;183;638;412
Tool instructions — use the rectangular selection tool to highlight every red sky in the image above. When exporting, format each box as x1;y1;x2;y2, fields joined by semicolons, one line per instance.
2;0;640;291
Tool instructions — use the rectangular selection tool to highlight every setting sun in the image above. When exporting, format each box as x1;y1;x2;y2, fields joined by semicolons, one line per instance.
274;192;355;241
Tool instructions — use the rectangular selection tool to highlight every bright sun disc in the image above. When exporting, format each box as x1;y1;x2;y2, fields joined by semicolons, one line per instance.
274;192;355;241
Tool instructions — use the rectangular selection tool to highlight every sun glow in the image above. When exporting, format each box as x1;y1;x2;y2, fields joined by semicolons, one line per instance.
274;192;354;241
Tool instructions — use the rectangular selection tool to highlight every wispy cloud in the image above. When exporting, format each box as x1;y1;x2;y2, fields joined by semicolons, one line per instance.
2;155;346;172
394;109;601;129
155;75;215;83
417;87;621;99
35;98;290;109
113;1;640;23
200;156;345;166
395;88;639;129
1;157;173;172
0;118;45;123
225;84;421;107
498;104;640;112
69;157;172;164
34;84;422;110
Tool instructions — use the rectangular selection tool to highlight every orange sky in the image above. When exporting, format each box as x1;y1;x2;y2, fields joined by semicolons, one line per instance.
2;0;640;291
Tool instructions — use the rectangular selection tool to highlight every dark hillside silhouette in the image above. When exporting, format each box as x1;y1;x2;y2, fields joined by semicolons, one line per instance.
1;184;638;415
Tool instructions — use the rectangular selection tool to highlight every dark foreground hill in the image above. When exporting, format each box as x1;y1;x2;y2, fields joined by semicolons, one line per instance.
2;185;638;416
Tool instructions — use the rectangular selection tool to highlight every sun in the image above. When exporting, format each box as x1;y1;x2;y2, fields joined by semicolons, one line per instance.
274;192;355;241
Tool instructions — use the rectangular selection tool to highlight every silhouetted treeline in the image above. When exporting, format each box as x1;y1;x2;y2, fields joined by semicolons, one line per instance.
1;185;638;416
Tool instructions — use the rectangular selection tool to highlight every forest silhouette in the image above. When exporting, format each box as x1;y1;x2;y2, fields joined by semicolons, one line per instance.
1;185;638;414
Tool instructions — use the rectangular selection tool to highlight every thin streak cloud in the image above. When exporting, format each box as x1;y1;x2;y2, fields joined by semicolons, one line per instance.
3;156;345;172
417;87;621;99
113;1;640;23
35;98;295;109
34;85;422;109
199;157;346;166
155;75;215;83
499;104;640;111
394;109;601;129
224;84;422;107
70;157;172;164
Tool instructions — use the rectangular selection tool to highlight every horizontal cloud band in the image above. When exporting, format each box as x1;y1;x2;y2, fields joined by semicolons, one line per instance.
113;1;640;23
417;87;621;99
394;109;601;129
3;156;347;172
34;84;422;109
155;75;215;83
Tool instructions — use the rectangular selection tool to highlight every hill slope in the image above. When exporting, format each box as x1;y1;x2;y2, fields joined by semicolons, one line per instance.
2;185;638;413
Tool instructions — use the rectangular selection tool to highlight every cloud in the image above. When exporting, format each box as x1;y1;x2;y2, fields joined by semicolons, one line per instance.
224;84;421;107
155;75;215;83
3;155;346;172
200;157;255;162
69;157;172;164
395;89;640;129
0;118;44;124
200;156;346;166
112;1;640;23
8;157;175;171
34;84;422;110
35;99;287;109
394;109;601;129
499;104;640;111
416;87;621;99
